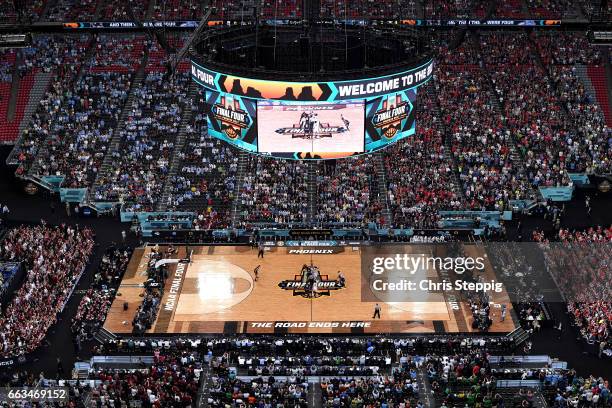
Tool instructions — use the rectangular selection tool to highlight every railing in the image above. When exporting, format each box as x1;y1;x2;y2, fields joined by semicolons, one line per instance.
90;355;155;367
538;185;574;201
496;379;542;388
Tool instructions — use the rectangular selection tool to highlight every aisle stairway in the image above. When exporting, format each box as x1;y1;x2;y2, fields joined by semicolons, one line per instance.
230;152;249;227
197;364;213;408
576;63;612;127
307;162;317;224
425;81;466;203
6;52;22;122
311;382;322;408
15;70;53;143
418;366;436;408
374;151;392;226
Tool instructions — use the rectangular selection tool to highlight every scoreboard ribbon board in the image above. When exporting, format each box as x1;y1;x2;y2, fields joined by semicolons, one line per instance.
192;59;434;160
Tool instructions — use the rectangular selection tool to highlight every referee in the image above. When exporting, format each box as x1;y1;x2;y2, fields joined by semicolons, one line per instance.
372;303;381;319
257;241;265;258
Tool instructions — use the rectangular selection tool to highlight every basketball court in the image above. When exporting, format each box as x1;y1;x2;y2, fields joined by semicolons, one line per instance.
103;244;517;335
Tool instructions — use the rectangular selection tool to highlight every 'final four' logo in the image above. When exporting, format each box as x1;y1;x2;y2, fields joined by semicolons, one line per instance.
278;265;344;298
212;96;250;139
372;94;409;138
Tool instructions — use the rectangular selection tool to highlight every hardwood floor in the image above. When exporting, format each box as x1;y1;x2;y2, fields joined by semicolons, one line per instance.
104;245;518;334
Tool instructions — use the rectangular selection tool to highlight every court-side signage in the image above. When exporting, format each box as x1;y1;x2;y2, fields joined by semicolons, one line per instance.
250;321;371;329
287;249;339;254
285;241;339;247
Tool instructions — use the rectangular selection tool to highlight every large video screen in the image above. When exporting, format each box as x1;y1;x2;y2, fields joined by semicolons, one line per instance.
257;101;365;154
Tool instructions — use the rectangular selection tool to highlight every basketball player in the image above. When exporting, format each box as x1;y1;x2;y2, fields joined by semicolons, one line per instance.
500;304;507;322
372;303;381;319
301;264;309;282
311;113;320;137
254;265;261;282
341;114;350;131
311;279;318;295
337;271;345;287
299;111;309;131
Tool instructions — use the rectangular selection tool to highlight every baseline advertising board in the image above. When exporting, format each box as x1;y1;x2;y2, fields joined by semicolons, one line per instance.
194;59;432;159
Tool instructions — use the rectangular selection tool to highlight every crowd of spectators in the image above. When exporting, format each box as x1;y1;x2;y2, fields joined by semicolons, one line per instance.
319;0;419;19
426;352;502;407
434;30;480;66
579;0;612;19
0;0;17;23
2;0;600;22
168;91;237;230
535;32;602;66
0;223;94;357
25;35;143;187
260;0;303;19
209;372;308;407
87;336;611;408
202;335;508;408
485;32;611;179
545;372;611;407
0;0;46;23
99;0;149;21
493;0;527;18
151;0;206;21
94;70;190;210
11;35;90;174
316;157;381;226
549;65;611;174
209;0;244;19
33;70;132;187
424;0;476;18
72;246;132;347
321;370;422;407
531;31;611;175
46;0;99;22
90;350;201;406
90;34;146;73
238;157;309;225
429;355;611;407
436;64;533;210
535;226;611;347
4;31;612;232
385;82;463;229
484;32;573;187
0;49;14;82
525;0;579;18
